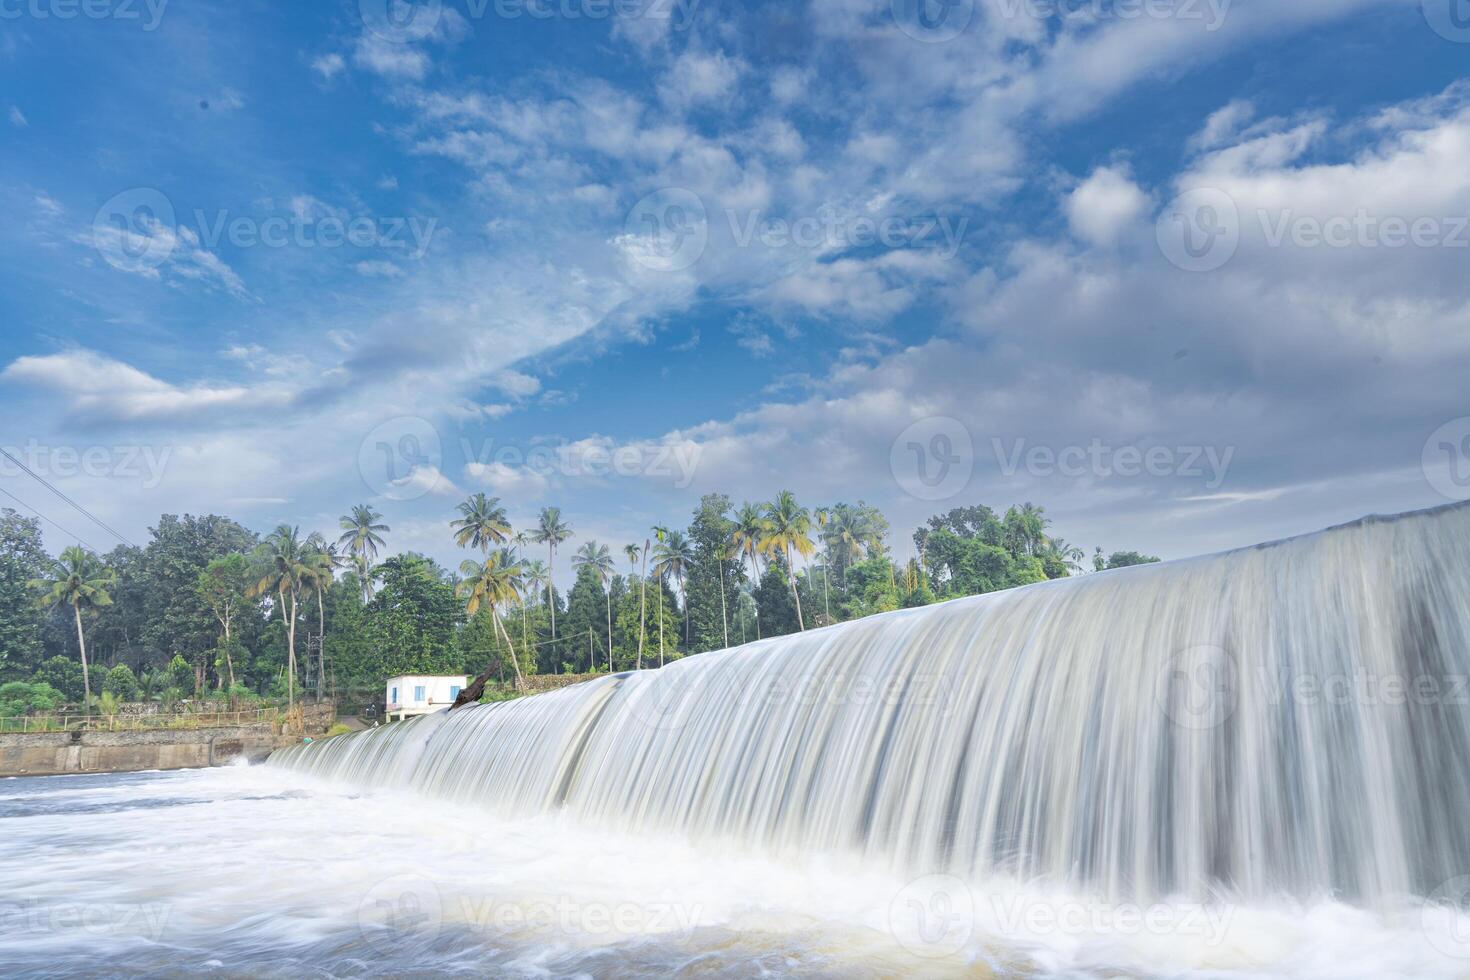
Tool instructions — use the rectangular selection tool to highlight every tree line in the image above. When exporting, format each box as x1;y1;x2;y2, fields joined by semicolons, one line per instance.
0;496;1159;714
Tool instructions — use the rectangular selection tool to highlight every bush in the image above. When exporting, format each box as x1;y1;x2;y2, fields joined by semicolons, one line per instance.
31;657;83;702
102;664;139;701
0;681;63;716
166;655;194;694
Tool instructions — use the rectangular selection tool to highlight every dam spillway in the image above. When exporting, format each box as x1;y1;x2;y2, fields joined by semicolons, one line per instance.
271;502;1470;904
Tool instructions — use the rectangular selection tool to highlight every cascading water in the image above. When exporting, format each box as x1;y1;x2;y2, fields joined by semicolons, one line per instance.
271;501;1470;905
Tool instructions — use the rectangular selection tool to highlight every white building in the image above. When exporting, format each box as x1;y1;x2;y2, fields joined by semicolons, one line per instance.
384;675;470;721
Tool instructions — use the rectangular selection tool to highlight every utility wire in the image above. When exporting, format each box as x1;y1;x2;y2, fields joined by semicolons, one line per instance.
0;484;104;555
0;447;136;547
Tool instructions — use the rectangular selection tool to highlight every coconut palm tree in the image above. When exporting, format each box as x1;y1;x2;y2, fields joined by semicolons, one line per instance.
731;504;767;639
455;550;526;701
337;504;389;602
529;507;572;648
814;506;833;625
1048;537;1086;574
30;547;114;715
450;493;511;556
574;540;616;673
652;529;694;647
624;543;648;669
250;525;311;707
762;490;814;631
303;533;345;701
828;504;863;580
651;526;672;666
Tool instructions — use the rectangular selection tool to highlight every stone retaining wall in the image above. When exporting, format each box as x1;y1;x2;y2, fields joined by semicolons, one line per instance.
0;726;278;777
0;702;338;778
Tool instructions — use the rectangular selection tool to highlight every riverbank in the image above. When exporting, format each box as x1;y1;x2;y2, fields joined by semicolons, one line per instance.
0;703;336;777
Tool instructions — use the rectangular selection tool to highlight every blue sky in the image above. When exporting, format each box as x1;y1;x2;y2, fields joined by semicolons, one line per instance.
3;0;1470;582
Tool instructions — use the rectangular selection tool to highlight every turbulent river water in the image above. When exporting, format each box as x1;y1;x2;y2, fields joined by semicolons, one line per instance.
7;502;1470;977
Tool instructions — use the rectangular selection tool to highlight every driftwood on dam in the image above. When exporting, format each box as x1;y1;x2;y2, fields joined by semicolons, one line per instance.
450;665;523;711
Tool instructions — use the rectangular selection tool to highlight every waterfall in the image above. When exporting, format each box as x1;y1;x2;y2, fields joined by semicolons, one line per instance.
271;502;1470;903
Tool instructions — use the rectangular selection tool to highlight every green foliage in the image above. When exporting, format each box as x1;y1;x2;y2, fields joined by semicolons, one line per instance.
365;555;462;677
167;654;194;693
32;655;83;701
97;690;120;716
685;494;745;654
0;509;47;680
0;680;62;716
755;554;801;638
1097;550;1163;570
102;664;139;701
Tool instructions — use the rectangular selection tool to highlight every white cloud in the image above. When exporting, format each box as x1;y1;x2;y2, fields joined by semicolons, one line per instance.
464;460;552;495
659;51;745;110
354;260;404;278
8;105;26;127
1189;99;1255;153
312;53;346;81
1066;166;1149;246
2;349;295;425
354;34;432;80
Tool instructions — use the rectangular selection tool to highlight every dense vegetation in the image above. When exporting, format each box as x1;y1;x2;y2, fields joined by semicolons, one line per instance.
0;496;1158;711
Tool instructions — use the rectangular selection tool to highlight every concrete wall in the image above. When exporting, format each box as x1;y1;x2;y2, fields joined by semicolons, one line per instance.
0;702;338;777
0;726;279;777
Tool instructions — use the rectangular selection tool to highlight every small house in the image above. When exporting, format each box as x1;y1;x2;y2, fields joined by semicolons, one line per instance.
384;675;470;722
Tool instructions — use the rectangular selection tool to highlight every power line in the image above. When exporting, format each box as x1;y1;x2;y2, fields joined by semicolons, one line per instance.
0;447;136;548
0;484;104;555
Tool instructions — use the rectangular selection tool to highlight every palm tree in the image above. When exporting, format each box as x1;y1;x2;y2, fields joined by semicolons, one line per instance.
451;493;511;556
529;507;572;649
31;547;114;715
1049;537;1086;574
651;526;672;666
731;504;767;639
652;529;695;648
250;525;310;707
303;533;345;702
455;550;526;701
814;506;833;625
827;503;869;585
762;490;814;631
337;505;389;602
624;543;647;669
574;540;616;673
